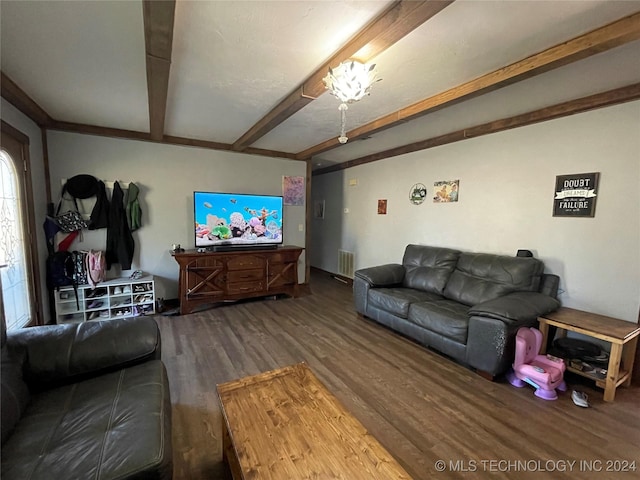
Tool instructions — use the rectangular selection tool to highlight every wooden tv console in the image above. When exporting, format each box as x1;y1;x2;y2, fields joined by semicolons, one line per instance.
172;246;303;315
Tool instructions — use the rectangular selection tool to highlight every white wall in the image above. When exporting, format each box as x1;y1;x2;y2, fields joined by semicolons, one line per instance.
47;131;307;300
1;99;50;323
311;101;640;322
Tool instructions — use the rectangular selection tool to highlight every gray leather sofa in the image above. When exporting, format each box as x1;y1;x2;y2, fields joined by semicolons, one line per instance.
354;245;560;377
1;316;172;479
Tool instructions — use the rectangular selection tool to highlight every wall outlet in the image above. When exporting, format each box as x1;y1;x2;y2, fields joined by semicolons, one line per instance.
349;178;358;186
298;223;304;231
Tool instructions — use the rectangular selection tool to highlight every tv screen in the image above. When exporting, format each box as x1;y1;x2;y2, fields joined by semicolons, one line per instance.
194;192;284;249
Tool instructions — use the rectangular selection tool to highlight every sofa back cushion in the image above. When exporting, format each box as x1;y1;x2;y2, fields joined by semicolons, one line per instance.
402;245;461;295
443;253;544;306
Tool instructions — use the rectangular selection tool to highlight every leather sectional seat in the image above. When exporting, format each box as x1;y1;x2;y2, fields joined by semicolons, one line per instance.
1;316;172;480
354;244;561;377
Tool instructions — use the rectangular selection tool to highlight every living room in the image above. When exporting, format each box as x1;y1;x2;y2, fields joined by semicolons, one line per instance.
1;1;639;479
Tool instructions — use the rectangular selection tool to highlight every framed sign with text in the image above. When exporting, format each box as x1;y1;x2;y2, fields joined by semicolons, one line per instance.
553;172;599;217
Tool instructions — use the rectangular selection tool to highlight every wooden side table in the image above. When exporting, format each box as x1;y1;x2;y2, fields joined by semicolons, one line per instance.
538;307;640;402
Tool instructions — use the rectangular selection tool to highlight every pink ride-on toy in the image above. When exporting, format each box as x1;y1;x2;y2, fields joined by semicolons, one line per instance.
507;327;567;400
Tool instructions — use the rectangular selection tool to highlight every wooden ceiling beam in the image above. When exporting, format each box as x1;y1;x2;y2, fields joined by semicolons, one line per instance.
48;120;152;142
231;0;454;151
300;11;640;160
1;71;53;127
142;0;176;142
163;135;300;160
313;83;640;176
47;120;299;161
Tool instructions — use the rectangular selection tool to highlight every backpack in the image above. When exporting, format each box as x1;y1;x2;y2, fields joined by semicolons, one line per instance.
56;175;110;231
55;175;97;231
46;251;74;289
46;251;79;309
85;250;106;288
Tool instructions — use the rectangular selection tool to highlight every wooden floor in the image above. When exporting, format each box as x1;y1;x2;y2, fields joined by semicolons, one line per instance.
156;270;640;480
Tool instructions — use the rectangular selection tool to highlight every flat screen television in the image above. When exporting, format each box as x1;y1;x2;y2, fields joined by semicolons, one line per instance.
194;191;284;250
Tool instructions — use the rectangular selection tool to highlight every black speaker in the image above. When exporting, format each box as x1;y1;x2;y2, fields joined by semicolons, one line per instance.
516;249;533;257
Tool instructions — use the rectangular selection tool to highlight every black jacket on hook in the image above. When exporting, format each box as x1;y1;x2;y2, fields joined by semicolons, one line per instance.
106;181;135;270
89;180;109;230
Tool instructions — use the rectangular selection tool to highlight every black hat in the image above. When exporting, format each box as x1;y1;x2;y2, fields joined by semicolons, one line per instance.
64;175;99;199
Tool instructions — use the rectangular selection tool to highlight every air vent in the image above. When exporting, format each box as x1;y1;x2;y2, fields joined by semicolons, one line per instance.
337;250;355;278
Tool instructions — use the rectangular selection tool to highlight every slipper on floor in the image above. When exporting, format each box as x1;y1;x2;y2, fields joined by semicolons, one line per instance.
572;390;590;408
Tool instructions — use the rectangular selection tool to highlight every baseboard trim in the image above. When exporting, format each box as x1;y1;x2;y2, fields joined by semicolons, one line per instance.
310;266;353;286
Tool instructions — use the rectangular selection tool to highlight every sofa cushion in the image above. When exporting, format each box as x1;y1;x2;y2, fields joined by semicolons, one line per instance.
369;287;444;319
443;253;544;306
402;245;461;295
408;300;470;344
1;347;30;445
1;359;172;480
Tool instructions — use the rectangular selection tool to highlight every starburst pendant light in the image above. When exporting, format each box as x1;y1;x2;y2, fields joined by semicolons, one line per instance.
323;60;379;143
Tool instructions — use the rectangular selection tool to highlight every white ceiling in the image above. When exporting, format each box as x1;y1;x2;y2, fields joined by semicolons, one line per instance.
2;1;639;171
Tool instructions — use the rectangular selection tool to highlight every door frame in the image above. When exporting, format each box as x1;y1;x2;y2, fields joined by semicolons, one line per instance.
1;120;43;326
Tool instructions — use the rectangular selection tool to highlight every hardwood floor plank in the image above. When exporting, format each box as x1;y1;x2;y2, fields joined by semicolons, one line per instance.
156;271;640;480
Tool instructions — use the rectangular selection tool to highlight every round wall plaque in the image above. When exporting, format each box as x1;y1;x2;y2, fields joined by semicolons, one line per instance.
409;183;427;205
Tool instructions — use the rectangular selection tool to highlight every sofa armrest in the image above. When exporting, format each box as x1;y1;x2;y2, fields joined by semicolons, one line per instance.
468;291;560;323
354;264;405;317
466;315;537;376
465;292;559;376
354;264;405;287
6;317;161;391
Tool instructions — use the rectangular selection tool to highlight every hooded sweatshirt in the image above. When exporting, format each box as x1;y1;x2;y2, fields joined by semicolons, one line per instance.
125;182;142;231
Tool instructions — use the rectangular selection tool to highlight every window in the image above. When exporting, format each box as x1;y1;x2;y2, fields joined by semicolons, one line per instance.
0;150;33;330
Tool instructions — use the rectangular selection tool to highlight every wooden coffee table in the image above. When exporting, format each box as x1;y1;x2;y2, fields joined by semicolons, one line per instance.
217;362;412;479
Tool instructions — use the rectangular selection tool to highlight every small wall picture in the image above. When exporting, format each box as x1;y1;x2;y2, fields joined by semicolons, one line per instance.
553;172;599;217
283;175;305;206
314;199;325;219
433;180;459;203
378;199;387;215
